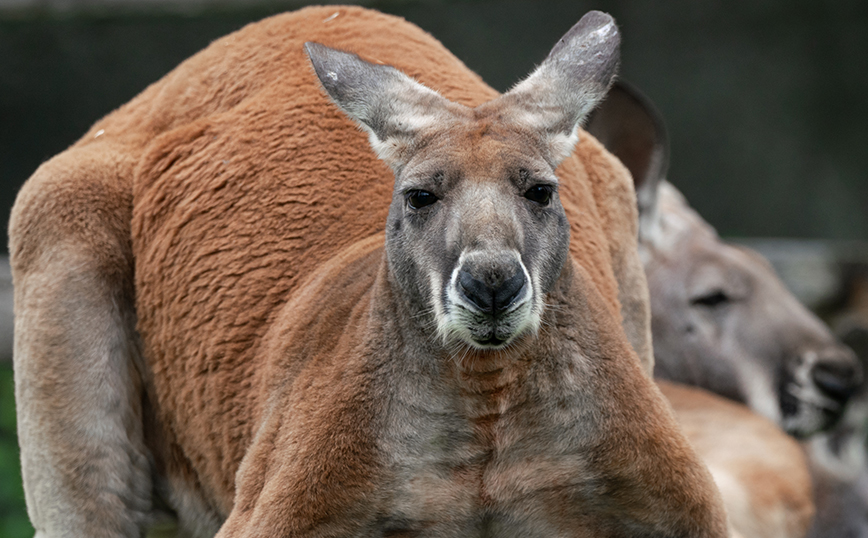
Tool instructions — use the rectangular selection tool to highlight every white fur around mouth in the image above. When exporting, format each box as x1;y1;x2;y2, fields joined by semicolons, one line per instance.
432;252;541;349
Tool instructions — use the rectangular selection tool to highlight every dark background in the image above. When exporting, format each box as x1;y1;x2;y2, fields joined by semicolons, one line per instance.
2;0;867;247
1;0;867;535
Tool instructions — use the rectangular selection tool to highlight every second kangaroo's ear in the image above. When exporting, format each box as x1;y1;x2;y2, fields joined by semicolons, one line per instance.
305;42;458;170
495;11;621;167
586;81;669;240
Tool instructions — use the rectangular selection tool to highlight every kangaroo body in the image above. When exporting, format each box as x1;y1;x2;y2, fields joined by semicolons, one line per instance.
11;7;724;537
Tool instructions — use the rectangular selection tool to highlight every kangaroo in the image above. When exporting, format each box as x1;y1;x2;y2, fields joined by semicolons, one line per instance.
587;82;862;439
587;81;867;538
10;6;726;537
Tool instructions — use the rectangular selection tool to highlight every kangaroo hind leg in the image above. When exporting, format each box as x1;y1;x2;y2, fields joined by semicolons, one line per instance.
10;145;155;538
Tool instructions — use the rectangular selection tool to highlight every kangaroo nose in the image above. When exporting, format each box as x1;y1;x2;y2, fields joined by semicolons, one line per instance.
458;264;526;315
811;347;863;404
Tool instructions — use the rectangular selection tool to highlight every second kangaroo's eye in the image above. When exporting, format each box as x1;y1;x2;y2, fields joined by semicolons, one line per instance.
524;185;553;206
691;290;730;308
406;190;438;209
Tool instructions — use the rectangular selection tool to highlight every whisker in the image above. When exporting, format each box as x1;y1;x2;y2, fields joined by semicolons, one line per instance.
411;306;436;320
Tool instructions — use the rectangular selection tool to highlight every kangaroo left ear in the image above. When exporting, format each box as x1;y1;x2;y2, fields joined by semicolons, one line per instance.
585;81;669;242
496;11;621;167
305;42;459;170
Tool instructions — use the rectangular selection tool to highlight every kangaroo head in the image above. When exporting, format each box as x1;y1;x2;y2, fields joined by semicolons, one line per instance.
306;12;619;351
588;81;863;437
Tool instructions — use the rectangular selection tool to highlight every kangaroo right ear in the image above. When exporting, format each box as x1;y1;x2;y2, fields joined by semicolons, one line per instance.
496;11;621;167
305;42;457;170
585;81;669;242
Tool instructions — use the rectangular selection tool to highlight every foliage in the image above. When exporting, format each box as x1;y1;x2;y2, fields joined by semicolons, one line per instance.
0;366;32;538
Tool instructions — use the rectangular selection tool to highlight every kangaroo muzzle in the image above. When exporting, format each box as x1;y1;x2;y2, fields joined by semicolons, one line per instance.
437;249;538;349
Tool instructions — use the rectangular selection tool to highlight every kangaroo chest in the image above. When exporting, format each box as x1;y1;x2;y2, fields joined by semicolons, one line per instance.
372;365;601;538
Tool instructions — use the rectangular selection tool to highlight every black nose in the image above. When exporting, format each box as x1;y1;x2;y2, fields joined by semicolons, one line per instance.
458;265;527;315
811;348;863;404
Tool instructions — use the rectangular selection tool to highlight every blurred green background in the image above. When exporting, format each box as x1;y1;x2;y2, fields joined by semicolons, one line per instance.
1;0;866;536
0;366;29;537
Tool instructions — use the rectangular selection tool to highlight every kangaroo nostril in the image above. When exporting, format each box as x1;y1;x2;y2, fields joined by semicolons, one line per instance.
493;270;527;312
457;266;526;315
811;360;861;402
458;269;494;313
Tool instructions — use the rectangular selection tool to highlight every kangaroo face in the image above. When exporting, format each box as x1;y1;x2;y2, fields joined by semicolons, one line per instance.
647;184;861;437
384;118;570;349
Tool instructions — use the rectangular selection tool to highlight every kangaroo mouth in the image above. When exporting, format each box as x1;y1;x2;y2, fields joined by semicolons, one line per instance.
467;321;511;348
456;305;533;349
779;377;846;437
475;335;506;347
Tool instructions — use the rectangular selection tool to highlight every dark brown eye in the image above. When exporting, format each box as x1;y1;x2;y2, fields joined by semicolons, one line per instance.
691;290;730;308
524;185;553;206
406;190;438;209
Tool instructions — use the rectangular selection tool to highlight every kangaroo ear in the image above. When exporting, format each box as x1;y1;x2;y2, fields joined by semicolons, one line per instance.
585;81;669;242
498;11;620;166
305;42;456;170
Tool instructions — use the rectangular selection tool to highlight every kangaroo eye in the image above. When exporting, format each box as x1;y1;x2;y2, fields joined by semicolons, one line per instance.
691;290;730;308
406;190;438;209
524;185;553;206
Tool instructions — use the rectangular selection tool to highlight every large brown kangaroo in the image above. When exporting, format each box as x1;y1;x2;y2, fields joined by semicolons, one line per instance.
10;6;727;537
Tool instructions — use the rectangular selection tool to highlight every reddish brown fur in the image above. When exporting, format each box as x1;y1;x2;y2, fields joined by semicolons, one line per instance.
125;7;636;510
11;5;722;536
